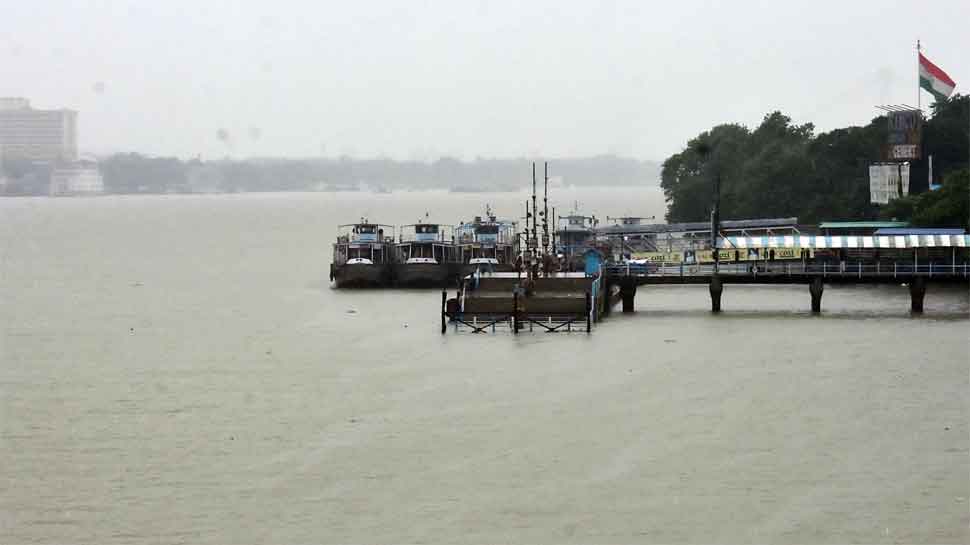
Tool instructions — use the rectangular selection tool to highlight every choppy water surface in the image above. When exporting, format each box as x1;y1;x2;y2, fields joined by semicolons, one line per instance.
2;189;968;544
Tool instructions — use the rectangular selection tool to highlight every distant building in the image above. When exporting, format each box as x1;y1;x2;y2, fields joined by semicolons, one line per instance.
0;97;78;163
49;160;104;196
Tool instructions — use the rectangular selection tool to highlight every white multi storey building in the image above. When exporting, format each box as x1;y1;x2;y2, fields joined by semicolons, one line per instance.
0;97;78;163
49;160;104;195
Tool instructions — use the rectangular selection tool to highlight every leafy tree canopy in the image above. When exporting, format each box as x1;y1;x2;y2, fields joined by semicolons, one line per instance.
661;94;968;226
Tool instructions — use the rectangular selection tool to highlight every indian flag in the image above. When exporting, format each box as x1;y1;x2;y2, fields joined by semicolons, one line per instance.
919;52;956;101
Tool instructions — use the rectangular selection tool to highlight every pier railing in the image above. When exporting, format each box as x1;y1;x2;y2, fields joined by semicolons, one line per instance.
606;261;970;279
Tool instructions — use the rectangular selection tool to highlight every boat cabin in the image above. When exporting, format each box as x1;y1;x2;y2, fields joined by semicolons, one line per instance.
557;213;598;255
396;223;457;264
456;213;517;265
333;220;394;265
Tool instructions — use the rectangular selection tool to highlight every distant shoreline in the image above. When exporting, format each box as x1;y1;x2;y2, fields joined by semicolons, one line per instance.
0;183;662;198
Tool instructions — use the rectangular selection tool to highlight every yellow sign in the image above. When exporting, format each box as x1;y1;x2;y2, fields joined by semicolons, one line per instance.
631;251;684;263
631;247;810;264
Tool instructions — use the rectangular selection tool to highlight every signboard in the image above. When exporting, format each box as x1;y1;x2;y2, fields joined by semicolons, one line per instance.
889;144;919;160
885;110;922;160
869;163;910;204
631;251;684;263
631;248;807;264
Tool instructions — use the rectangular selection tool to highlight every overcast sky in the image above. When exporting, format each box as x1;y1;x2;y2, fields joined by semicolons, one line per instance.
3;1;967;161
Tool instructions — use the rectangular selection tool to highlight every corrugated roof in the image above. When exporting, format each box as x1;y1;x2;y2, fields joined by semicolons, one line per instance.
874;228;966;235
596;217;798;236
719;234;970;249
819;221;908;229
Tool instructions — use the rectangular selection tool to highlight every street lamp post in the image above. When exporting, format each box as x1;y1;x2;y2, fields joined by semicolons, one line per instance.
697;140;723;311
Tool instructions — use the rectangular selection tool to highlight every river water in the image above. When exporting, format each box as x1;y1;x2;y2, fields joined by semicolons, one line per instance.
2;188;968;544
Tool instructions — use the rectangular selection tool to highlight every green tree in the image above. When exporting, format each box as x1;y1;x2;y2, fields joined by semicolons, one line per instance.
660;123;749;222
911;168;969;229
660;95;968;224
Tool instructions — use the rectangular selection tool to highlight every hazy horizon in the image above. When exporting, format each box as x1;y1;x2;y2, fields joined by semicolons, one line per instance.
3;1;968;161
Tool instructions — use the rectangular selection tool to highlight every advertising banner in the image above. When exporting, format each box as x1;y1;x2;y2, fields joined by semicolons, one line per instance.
869;163;910;204
885;110;921;160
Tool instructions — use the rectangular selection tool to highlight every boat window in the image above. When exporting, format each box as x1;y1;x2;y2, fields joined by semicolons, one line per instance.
350;247;373;259
415;224;438;234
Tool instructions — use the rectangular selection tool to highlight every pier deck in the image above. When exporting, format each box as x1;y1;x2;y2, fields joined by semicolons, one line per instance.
605;261;969;314
606;262;970;284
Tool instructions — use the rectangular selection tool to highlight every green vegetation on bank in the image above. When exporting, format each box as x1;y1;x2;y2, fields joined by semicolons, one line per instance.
882;168;969;229
661;95;968;228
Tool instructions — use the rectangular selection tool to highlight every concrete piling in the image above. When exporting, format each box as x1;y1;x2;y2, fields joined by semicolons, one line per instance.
441;290;447;333
620;281;636;313
809;277;824;313
709;274;723;313
909;276;926;313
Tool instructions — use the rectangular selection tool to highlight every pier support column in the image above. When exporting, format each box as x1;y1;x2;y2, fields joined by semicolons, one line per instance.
441;290;447;333
909;276;926;314
809;277;824;314
620;281;637;313
602;282;613;317
709;274;723;313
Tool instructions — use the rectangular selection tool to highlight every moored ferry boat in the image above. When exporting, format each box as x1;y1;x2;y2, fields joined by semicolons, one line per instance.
557;207;600;271
330;219;395;287
393;222;459;287
456;208;519;277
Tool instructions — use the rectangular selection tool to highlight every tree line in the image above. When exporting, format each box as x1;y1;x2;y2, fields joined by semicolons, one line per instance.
2;153;659;195
660;95;968;228
95;155;660;194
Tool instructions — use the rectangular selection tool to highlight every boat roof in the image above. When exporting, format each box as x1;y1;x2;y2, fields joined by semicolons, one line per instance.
337;222;394;228
459;218;516;225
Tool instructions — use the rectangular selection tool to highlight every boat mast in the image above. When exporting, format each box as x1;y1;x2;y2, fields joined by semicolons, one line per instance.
543;162;549;255
531;163;538;253
551;206;556;254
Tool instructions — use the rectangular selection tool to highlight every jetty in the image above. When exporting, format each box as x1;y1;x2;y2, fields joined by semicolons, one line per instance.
435;164;969;332
605;232;970;314
441;162;615;333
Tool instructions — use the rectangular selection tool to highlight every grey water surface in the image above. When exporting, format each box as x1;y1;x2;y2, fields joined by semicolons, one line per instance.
2;188;967;544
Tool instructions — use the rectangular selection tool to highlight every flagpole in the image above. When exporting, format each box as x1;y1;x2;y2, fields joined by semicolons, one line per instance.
916;39;921;113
